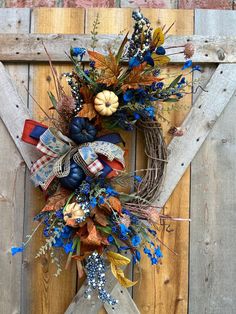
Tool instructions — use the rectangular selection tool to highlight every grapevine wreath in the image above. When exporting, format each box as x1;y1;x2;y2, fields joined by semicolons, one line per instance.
12;11;195;305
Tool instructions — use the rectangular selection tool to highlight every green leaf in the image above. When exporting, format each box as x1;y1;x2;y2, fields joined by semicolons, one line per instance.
48;91;58;109
164;98;179;102
168;74;182;88
96;225;112;234
75;65;97;87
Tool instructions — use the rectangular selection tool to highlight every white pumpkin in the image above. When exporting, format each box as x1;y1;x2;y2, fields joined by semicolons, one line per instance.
94;90;119;116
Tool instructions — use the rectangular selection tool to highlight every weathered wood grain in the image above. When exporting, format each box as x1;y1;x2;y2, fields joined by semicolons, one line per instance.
1;33;236;63
155;63;236;208
189;9;236;314
0;8;30;314
0;62;40;168
65;270;139;314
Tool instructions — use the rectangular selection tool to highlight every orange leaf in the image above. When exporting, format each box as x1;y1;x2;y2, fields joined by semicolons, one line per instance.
100;196;122;214
109;196;122;213
77;102;97;120
41;188;71;212
121;63;163;91
88;50;120;86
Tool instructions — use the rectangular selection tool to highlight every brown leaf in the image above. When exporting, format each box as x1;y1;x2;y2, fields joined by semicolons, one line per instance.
90;206;108;226
42;188;71;212
73;243;104;260
80;219;103;246
79;86;94;103
77;102;97;120
77;86;97;120
88;50;120;86
121;63;163;91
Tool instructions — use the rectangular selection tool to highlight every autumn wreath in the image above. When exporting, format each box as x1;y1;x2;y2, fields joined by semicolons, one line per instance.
12;10;194;305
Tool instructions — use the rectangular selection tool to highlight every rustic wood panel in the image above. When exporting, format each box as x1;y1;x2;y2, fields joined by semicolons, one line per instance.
0;8;30;314
21;8;85;314
189;9;236;314
133;9;192;314
2;33;235;64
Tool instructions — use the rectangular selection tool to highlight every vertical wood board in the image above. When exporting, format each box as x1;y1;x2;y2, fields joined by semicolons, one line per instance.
189;9;236;314
0;8;30;314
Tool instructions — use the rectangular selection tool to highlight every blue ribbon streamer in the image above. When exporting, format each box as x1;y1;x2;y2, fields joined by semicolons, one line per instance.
96;133;125;146
30;125;47;140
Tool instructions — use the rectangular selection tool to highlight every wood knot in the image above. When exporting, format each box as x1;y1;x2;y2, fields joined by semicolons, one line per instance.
207;120;216;129
217;48;225;61
143;305;150;312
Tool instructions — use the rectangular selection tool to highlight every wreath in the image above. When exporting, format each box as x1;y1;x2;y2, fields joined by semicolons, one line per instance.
11;10;194;305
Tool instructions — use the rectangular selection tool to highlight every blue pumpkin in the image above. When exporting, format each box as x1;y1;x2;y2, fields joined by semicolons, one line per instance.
69;117;97;144
60;160;85;190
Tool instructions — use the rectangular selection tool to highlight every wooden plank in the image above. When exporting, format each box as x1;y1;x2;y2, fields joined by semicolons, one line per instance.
133;9;192;314
1;33;236;63
155;63;236;207
0;62;40;168
0;8;30;314
189;9;236;314
21;8;85;314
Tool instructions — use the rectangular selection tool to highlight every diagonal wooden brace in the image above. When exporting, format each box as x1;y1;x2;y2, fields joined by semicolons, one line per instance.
1;62;236;313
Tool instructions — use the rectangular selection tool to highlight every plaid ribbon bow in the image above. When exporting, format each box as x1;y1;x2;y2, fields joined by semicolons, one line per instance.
30;128;105;190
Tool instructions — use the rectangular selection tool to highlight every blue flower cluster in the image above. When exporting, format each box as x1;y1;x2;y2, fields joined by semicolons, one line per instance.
52;226;75;254
71;47;86;61
143;245;163;265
